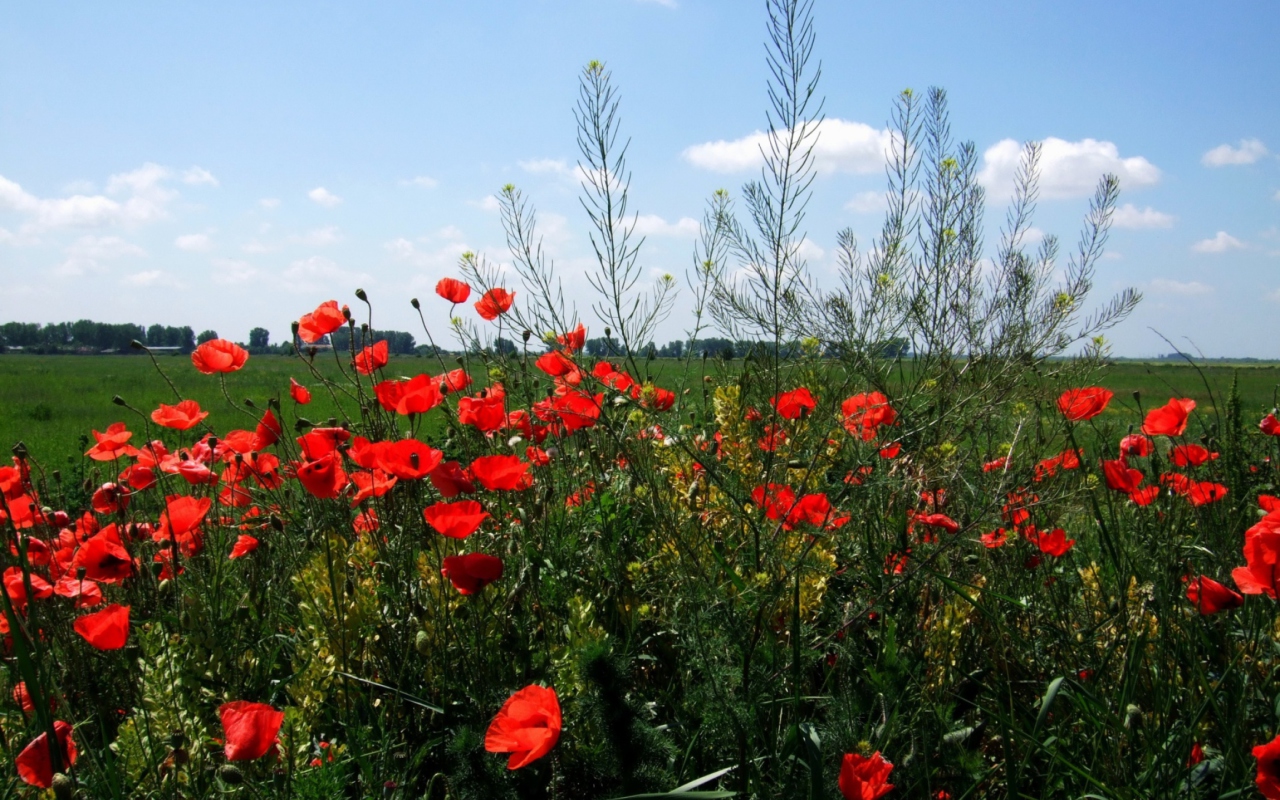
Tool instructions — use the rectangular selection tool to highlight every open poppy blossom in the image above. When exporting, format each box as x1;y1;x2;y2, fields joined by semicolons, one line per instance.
484;684;561;769
73;603;130;650
91;482;130;514
641;385;676;411
1101;459;1144;493
1129;485;1161;506
557;323;586;353
436;277;471;304
442;552;504;595
296;453;349;500
219;700;285;761
1025;527;1074;557
470;455;533;491
86;422;139;461
1142;398;1195;437
1185;575;1243;615
374;375;444;416
551;391;602;432
1035;449;1082;481
353;340;389;375
1119;434;1154;458
1170;444;1216;467
297;427;352;460
1232;514;1280;598
1057;387;1113;421
474;287;515;320
435;368;473;393
297;300;348;343
1186;480;1228;506
377;439;443;481
423;500;490;538
73;523;133;584
349;469;397;505
290;378;312;404
229;535;259;559
1254;734;1280;800
15;720;76;789
841;392;897;441
457;393;508;433
191;339;249;374
430;461;476;497
771;387;816;420
1261;414;1280;437
839;751;894;800
151;399;209;430
535;351;577;378
980;528;1009;548
4;566;53;610
54;576;103;608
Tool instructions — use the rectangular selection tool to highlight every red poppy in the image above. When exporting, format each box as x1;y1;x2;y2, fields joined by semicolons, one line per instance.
474;287;515;320
1185;575;1243;615
15;721;76;789
980;529;1009;548
470;455;533;491
841;393;897;441
982;457;1008;473
73;524;133;584
552;391;602;432
297;427;351;460
1130;486;1160;506
298;300;348;343
771;387;816;420
1171;444;1216;467
1262;495;1280;513
423;500;490;538
229;535;259;559
1119;434;1154;458
557;323;586;353
353;508;379;534
191;339;249;374
429;461;476;497
252;410;283;451
349;469;397;505
441;552;504;595
1026;527;1074;557
1255;734;1280;800
525;446;551;466
378;439;443;481
1142;397;1195;437
290;378;312;405
1262;414;1280;437
484;685;561;769
435;277;471;304
752;484;797;522
157;495;212;552
3;567;52;611
1186;481;1228;507
535;351;578;378
85;422;139;461
786;493;834;530
839;751;894;800
296;453;349;500
219;701;285;761
353;340;389;375
1034;449;1082;481
1056;387;1113;421
1233;514;1280;598
436;368;473;393
908;511;960;540
879;442;902;459
151;399;209;431
54;576;103;608
1101;459;1144;493
374;375;444;415
91;482;130;515
457;393;508;433
641;386;676;411
758;424;788;452
73;603;130;650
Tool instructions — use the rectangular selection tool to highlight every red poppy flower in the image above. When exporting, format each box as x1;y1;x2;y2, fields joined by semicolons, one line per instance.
908;511;960;540
229;535;259;559
525;446;551;466
557;323;586;353
374;375;444;415
73;603;130;650
1034;449;1082;481
429;461;476;497
1233;516;1280;598
752;484;797;522
377;439;443;481
879;442;902;459
353;508;380;534
552;391;602;432
54;576;103;608
1026;527;1074;557
457;393;508;433
73;524;133;584
435;277;471;304
786;493;835;530
435;368;473;393
191;339;249;374
1119;434;1154;458
442;552;504;595
982;457;1008;473
484;685;561;769
1186;575;1243;615
1254;734;1280;800
296;453;349;500
1101;459;1144;493
157;495;212;547
423;500;489;538
841;393;897;441
15;721;77;789
980;529;1009;548
1130;486;1160;506
251;410;283;452
3;567;52;611
91;482;130;515
1142;397;1196;437
297;427;352;460
1056;387;1113;421
290;378;312;405
1261;414;1280;437
641;386;676;411
219;701;285;761
1262;495;1280;513
474;287;515;320
839;751;894;800
771;387;816;420
470;455;533;491
1170;444;1216;467
298;300;348;343
1186;481;1228;506
151;399;209;431
353;340;389;375
349;469;397;505
86;422;139;461
758;424;788;452
535;351;577;378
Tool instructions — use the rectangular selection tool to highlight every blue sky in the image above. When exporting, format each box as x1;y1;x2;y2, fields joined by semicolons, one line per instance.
2;1;1277;356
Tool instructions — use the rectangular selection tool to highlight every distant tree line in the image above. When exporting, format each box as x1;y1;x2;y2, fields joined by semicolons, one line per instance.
0;321;197;354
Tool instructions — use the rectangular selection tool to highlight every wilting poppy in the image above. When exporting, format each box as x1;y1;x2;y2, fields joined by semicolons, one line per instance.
191;339;249;374
85;422;139;461
441;552;504;595
151;399;209;431
353;340;389;375
296;453;349;500
771;387;817;420
1056;387;1113;421
74;524;133;584
15;721;76;789
470;455;532;492
557;323;586;353
435;277;471;304
475;287;515;320
1142;398;1195;437
841;393;897;441
378;439;443;481
484;685;561;769
297;300;347;343
73;603;130;650
290;378;312;405
429;461;476;498
229;535;259;559
1254;734;1280;800
423;500;490;539
1186;575;1243;615
838;751;894;800
219;700;285;761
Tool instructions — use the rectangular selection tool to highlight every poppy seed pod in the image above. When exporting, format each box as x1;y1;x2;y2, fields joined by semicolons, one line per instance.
411;297;420;309
291;321;300;335
112;395;126;406
522;329;532;342
355;288;368;301
415;629;430;656
342;306;353;321
51;774;73;800
218;765;244;785
130;339;145;350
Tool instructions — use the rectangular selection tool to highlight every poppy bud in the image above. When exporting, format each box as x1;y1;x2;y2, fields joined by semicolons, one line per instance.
1131;391;1141;404
76;567;86;581
112;395;126;406
342;307;352;321
51;773;74;800
243;398;256;408
456;357;466;368
355;288;368;301
415;630;430;656
291;321;300;335
218;765;244;785
295;418;313;431
130;339;145;350
151;561;165;579
522;330;532;342
411;297;420;309
52;470;61;483
169;730;186;749
1123;703;1143;730
208;437;219;451
268;397;280;412
270;515;284;532
604;327;611;338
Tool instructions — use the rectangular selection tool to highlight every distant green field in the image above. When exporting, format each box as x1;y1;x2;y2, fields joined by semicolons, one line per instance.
1;354;1278;463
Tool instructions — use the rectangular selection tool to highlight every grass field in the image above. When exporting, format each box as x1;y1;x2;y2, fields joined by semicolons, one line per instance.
2;353;1278;462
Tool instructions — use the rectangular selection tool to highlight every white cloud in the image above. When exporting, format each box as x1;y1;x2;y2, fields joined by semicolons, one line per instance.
123;269;180;288
0;163;178;231
400;175;439;188
632;214;700;238
1111;203;1175;229
242;239;276;254
56;235;147;276
282;255;368;289
979;138;1160;200
182;166;219;186
519;158;573;176
175;233;212;252
259;197;281;209
1202;138;1268;167
289;226;342;246
1192;231;1245;253
684;118;892;175
211;257;257;285
308;187;342;207
1150;278;1212;296
471;195;501;212
844;191;886;214
385;237;472;272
